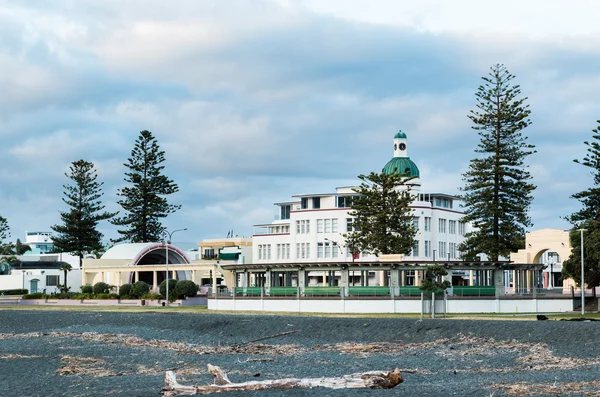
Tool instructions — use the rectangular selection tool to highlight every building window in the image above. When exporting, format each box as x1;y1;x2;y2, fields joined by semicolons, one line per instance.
46;275;59;286
347;218;358;232
435;198;442;207
413;217;419;230
458;221;466;236
332;219;338;233
280;205;290;220
337;196;355;208
301;198;308;209
449;242;456;259
449;220;456;234
317;243;324;258
297;220;310;234
412;241;419;257
285;243;290;259
424;217;431;232
438;219;447;233
317;219;324;233
438;241;447;258
267;245;271;260
312;197;321;209
324;219;331;233
424;240;431;257
405;270;415;286
298;243;310;259
296;221;300;234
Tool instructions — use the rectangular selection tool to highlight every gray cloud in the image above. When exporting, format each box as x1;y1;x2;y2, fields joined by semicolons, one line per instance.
0;0;598;245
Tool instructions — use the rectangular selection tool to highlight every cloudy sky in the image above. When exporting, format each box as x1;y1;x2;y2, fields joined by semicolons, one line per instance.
1;0;599;246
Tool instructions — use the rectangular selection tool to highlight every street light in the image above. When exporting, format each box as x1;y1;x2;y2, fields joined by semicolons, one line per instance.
580;228;586;315
164;228;187;306
546;255;556;291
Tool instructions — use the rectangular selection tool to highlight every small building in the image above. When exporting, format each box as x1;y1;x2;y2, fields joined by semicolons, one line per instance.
0;260;82;293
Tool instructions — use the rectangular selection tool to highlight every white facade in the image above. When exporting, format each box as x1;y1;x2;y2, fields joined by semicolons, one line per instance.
252;131;470;270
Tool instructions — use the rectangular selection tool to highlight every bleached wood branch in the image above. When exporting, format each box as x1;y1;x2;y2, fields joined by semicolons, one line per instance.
162;364;403;396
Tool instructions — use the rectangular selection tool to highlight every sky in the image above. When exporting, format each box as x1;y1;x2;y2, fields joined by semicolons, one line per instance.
1;0;599;247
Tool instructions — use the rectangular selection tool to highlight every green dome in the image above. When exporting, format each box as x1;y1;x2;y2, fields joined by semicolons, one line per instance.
382;157;420;178
394;130;407;139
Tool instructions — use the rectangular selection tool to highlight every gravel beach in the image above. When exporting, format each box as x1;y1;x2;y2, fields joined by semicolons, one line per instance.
0;309;599;397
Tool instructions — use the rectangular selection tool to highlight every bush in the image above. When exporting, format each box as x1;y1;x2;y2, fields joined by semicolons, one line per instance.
93;282;110;295
75;293;94;300
131;281;150;298
141;293;162;301
159;279;178;299
22;292;47;299
119;284;132;297
174;280;199;299
119;294;130;299
0;289;28;295
54;292;77;299
81;285;93;294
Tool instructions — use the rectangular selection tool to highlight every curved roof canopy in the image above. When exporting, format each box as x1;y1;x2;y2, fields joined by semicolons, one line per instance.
102;243;190;266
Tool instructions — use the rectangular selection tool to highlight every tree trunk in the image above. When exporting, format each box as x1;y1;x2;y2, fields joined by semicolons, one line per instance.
162;364;403;396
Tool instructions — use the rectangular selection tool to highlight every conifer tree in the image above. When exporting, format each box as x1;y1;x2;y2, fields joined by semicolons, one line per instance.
563;121;600;288
0;216;11;255
112;130;181;243
51;160;116;266
345;171;417;256
566;121;600;225
459;64;536;261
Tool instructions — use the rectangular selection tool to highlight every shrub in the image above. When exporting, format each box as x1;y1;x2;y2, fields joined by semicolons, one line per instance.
119;294;130;299
22;292;46;299
119;284;132;297
0;289;28;295
93;282;110;295
159;279;178;299
95;293;111;299
174;280;199;299
141;293;162;301
75;293;94;300
54;292;77;299
81;285;93;294
131;281;150;298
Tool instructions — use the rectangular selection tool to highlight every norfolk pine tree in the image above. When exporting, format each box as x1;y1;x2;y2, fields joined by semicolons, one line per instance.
51;160;116;266
112;130;181;243
459;64;536;261
562;121;600;288
345;171;417;256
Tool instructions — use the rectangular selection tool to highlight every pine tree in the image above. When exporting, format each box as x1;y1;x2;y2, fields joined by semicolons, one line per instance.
112;130;181;243
345;171;417;256
51;160;116;266
562;224;599;289
0;216;11;255
563;121;600;288
459;64;536;261
566;121;600;225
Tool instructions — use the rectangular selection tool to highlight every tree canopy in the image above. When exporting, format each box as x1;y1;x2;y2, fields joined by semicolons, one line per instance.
344;171;417;257
563;121;600;289
566;121;600;225
112;130;181;243
459;64;536;261
51;160;116;266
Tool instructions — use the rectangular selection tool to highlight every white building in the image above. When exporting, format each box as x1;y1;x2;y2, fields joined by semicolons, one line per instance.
23;231;89;268
252;130;471;286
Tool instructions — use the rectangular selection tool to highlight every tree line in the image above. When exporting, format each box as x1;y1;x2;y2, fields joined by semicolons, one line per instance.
0;130;180;266
345;64;598;289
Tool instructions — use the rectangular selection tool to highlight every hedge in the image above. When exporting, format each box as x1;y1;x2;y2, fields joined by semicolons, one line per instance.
0;289;28;295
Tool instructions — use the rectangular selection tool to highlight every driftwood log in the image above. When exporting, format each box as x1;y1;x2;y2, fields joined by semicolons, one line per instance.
161;364;403;395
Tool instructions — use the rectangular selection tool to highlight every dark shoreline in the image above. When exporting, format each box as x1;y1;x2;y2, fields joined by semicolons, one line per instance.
0;309;598;397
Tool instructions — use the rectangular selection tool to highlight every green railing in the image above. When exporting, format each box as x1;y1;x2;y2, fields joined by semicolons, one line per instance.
268;287;298;296
234;287;263;296
452;286;496;297
347;286;390;296
304;287;341;296
398;287;423;297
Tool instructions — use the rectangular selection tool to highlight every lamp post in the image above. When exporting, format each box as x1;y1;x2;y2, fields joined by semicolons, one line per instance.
580;229;586;315
164;228;187;306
